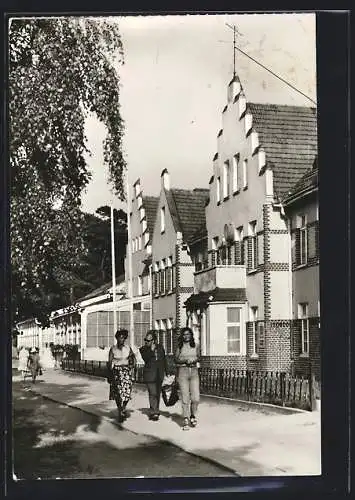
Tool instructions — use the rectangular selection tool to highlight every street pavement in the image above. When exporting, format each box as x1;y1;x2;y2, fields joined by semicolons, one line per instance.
12;368;321;477
13;381;235;479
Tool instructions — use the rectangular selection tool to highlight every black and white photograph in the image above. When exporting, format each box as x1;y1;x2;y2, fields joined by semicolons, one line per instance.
9;12;322;481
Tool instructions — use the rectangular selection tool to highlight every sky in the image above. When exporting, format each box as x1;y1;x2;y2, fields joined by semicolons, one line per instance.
80;13;317;214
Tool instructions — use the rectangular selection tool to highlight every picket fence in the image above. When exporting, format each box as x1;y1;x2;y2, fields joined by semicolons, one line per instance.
61;359;315;411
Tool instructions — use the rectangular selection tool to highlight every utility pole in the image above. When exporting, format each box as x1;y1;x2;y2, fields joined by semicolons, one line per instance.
126;176;134;347
110;205;117;335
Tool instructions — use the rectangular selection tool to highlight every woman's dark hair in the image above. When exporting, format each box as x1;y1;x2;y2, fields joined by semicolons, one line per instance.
178;327;195;349
146;329;157;342
115;329;128;341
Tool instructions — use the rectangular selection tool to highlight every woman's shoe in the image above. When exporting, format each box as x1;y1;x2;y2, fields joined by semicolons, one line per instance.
190;415;197;427
182;418;190;431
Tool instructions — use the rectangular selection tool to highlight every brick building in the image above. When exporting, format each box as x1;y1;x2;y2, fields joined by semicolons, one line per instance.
150;169;209;355
184;75;319;378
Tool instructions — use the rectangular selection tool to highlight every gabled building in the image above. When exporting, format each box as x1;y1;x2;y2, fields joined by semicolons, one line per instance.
185;75;318;377
283;160;320;379
151;169;209;354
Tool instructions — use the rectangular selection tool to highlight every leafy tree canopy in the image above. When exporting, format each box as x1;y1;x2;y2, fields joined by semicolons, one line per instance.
10;17;126;326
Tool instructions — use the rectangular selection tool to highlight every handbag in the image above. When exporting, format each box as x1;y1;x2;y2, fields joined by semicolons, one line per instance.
161;377;179;407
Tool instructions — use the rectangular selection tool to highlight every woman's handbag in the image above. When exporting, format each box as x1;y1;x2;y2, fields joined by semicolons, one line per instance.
161;376;179;407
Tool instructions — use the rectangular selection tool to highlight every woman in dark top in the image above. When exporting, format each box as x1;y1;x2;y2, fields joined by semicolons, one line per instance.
139;330;167;421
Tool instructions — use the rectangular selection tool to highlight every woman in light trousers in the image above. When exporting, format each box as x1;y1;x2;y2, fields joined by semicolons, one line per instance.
175;327;200;431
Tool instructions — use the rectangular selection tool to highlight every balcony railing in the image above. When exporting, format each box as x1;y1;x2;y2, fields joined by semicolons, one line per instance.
194;264;246;294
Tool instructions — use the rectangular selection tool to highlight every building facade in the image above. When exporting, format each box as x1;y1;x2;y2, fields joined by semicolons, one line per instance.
185;75;319;378
151;169;209;355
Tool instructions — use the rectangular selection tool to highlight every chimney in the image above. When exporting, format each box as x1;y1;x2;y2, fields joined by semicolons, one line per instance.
161;168;170;190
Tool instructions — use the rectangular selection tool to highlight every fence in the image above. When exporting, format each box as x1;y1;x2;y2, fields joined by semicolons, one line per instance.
61;360;315;411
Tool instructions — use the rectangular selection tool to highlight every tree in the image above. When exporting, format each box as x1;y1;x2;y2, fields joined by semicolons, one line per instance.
9;17;126;326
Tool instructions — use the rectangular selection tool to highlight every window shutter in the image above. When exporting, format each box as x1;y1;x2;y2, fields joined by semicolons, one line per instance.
234;242;239;264
255;235;259;268
295;229;301;265
247;237;252;270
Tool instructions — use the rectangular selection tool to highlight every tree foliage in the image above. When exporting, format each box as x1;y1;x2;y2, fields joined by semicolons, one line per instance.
10;17;126;326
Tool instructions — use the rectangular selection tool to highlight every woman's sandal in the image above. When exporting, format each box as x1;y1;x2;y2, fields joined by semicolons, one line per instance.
190;416;197;427
182;418;190;431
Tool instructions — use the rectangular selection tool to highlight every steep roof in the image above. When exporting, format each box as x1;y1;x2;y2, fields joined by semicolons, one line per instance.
142;195;159;234
248;103;318;199
166;188;209;242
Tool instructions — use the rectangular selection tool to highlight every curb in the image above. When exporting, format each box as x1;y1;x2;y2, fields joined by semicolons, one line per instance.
27;386;240;477
60;369;308;415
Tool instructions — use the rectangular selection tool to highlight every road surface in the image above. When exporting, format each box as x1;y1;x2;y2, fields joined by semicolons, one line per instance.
13;381;236;479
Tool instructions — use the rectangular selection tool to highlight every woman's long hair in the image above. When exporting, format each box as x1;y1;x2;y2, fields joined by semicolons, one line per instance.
178;327;195;349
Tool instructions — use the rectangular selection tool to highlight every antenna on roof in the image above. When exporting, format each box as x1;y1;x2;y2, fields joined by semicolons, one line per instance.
225;23;243;78
222;24;316;106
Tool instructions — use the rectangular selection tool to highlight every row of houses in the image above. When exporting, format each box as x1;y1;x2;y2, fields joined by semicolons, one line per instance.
16;73;319;380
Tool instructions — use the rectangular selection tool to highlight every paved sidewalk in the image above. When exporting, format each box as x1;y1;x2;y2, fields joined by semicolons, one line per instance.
13;369;321;477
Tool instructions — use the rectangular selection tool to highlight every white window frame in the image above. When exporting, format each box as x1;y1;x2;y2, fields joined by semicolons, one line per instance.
160;259;166;294
216;176;221;203
242;159;248;189
250;306;258;356
226;306;242;354
160;206;165;233
223;160;230;199
167;256;173;292
298;303;309;356
232;155;239;193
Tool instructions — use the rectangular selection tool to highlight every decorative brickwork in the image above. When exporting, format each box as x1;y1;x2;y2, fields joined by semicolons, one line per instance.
200;355;247;370
179;287;194;293
263;204;272;323
265;320;292;372
179;262;195;267
268;262;289;272
269;229;288;235
291;317;320;381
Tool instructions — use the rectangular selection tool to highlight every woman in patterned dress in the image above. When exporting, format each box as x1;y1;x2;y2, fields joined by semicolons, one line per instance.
107;329;136;422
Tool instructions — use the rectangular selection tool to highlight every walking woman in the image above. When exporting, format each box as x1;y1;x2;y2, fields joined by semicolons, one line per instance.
108;329;136;422
18;346;29;380
175;327;200;431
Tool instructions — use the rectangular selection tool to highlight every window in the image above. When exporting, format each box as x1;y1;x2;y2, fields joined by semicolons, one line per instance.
160;207;165;233
138;236;142;250
216;177;221;203
232;155;239;193
137;276;142;296
160;260;166;294
299;215;307;265
154;262;159;295
298;303;309;356
223;160;230;198
227;307;241;353
235;226;244;265
248;221;257;270
166;256;173;292
242;159;248;189
250;307;258;355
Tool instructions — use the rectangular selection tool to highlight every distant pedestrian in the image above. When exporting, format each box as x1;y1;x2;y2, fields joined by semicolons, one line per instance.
28;347;41;384
108;329;136;422
18;346;29;380
139;330;167;421
175;327;200;431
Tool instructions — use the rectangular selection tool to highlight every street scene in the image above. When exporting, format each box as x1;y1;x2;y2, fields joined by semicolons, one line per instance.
10;12;321;481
